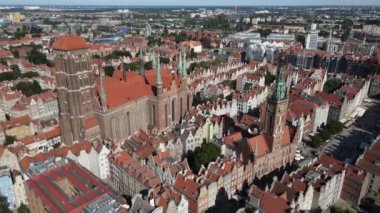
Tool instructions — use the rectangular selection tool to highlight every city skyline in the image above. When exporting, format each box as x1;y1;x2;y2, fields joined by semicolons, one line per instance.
2;0;380;6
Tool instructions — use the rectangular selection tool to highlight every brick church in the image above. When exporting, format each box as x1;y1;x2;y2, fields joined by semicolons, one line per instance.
53;36;193;145
237;58;300;178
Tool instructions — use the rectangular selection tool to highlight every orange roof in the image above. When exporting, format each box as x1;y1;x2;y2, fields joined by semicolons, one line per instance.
84;117;98;129
52;35;88;51
247;134;270;157
0;50;13;58
98;69;183;108
1;116;31;129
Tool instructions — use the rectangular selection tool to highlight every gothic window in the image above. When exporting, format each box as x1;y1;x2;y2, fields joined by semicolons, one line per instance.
119;117;125;139
126;112;131;136
134;111;138;132
165;104;168;127
180;97;183;118
152;105;156;126
172;98;176;122
187;95;190;111
110;117;117;140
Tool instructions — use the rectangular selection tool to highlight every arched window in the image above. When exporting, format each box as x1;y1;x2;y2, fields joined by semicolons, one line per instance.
110;117;117;140
134;111;137;132
171;99;176;122
119;117;125;139
152;105;156;126
126;112;131;136
180;97;183;118
187;94;190;111
165;104;168;127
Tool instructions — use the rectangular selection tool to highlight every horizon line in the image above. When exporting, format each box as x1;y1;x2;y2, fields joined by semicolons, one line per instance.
1;4;380;7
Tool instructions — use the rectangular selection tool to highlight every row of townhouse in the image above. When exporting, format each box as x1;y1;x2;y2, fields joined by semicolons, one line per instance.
11;91;59;120
189;61;252;93
246;155;369;212
314;79;370;122
0;87;58;120
174;156;255;213
287;95;330;139
0;141;111;209
233;86;270;114
287;49;378;77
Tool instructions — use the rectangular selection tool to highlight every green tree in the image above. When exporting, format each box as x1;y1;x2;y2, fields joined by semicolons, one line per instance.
26;49;51;66
244;83;252;91
12;80;43;97
5;135;15;147
324;79;344;93
104;66;115;77
144;61;153;70
319;129;331;141
318;30;330;38
104;50;132;60
17;203;30;213
0;72;20;83
310;135;323;148
189;48;198;59
265;72;276;86
257;28;272;37
175;34;186;43
186;142;221;172
296;34;306;47
326;120;343;135
20;72;39;79
160;57;170;64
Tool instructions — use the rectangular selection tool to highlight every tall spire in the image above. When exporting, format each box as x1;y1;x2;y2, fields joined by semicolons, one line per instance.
122;58;127;81
139;48;145;75
178;51;182;76
156;53;162;85
182;52;187;78
272;56;287;101
100;71;107;112
152;50;156;68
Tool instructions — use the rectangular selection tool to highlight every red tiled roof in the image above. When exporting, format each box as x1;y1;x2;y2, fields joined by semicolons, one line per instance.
84;117;98;129
314;92;343;107
26;161;119;212
1;116;31;129
247;134;270;157
98;69;183;108
0;50;13;58
223;132;242;148
52;35;88;51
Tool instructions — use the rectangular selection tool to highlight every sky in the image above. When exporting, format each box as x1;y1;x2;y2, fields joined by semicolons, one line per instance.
3;0;380;6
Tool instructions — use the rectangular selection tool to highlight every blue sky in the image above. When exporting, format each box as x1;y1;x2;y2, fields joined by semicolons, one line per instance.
3;0;380;6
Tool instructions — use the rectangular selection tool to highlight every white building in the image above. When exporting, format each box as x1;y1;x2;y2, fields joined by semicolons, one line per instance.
306;33;318;50
66;143;111;180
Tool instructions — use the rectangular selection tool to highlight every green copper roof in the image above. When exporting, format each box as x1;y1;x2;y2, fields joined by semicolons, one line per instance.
273;65;287;101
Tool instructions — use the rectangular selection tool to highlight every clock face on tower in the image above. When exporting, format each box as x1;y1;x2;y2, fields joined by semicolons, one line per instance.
280;104;286;113
268;104;274;113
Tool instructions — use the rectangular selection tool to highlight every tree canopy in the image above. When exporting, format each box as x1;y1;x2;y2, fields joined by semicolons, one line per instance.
26;49;51;66
104;50;132;60
185;142;221;173
12;80;44;97
324;79;344;93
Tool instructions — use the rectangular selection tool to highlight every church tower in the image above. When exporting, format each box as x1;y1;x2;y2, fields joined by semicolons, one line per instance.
53;35;99;145
265;57;288;152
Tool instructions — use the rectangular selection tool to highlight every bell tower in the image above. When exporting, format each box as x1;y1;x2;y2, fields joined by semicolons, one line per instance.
265;56;288;152
53;35;99;145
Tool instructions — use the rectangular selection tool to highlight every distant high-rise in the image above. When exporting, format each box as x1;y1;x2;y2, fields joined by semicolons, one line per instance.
306;33;318;50
53;35;100;145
